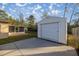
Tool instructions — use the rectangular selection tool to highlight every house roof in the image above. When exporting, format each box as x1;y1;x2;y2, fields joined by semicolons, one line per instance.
0;20;9;23
0;20;25;27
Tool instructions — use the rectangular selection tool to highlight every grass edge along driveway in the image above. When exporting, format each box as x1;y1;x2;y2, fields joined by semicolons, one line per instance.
0;32;37;45
67;34;79;55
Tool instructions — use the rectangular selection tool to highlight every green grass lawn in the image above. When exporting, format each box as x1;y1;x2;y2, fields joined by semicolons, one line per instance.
0;32;37;45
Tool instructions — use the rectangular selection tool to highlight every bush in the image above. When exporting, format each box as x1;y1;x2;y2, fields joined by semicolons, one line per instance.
67;23;72;34
68;34;79;55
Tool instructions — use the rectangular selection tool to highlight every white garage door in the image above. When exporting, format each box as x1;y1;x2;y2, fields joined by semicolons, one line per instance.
41;23;59;42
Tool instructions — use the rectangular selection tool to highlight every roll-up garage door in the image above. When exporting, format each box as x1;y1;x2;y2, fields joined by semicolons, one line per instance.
41;22;59;42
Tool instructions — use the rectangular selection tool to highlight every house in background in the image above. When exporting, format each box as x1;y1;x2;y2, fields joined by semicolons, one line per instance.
0;20;25;39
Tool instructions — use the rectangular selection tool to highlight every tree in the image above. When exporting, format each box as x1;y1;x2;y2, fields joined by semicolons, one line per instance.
19;12;24;26
68;4;76;34
67;4;79;34
8;16;16;25
27;15;36;31
73;12;79;26
69;5;76;24
15;19;20;26
42;12;48;19
0;9;8;20
73;4;79;27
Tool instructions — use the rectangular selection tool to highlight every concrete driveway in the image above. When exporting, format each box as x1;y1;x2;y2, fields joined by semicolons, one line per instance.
0;38;77;56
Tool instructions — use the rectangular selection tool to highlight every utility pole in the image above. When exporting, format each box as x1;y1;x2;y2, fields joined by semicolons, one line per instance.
63;3;68;18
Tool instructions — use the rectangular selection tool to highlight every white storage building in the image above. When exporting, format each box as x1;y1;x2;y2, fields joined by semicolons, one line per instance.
38;16;67;44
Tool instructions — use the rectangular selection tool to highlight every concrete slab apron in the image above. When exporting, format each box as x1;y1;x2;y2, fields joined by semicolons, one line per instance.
17;46;77;56
14;38;77;56
0;43;22;56
0;38;78;56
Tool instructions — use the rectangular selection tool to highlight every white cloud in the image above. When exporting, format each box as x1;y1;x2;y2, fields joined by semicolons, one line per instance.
34;13;42;22
32;7;43;22
40;9;44;12
16;3;27;7
1;3;8;9
49;4;61;11
34;4;42;10
1;5;5;9
9;8;16;13
13;9;16;12
32;4;42;14
25;12;31;15
49;4;53;10
48;9;61;16
52;10;61;15
27;7;33;10
32;10;36;14
56;4;61;7
32;9;43;17
9;8;12;11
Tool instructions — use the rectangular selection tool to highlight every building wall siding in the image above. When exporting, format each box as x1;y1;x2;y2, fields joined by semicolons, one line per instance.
0;33;8;39
0;23;9;33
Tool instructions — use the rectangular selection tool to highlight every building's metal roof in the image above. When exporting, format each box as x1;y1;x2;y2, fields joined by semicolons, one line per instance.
38;16;66;24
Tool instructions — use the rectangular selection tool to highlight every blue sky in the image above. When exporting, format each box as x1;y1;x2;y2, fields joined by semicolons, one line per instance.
0;3;79;22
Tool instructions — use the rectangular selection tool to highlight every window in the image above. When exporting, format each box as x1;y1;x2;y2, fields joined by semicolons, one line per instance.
9;26;15;32
19;27;24;32
9;26;24;32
